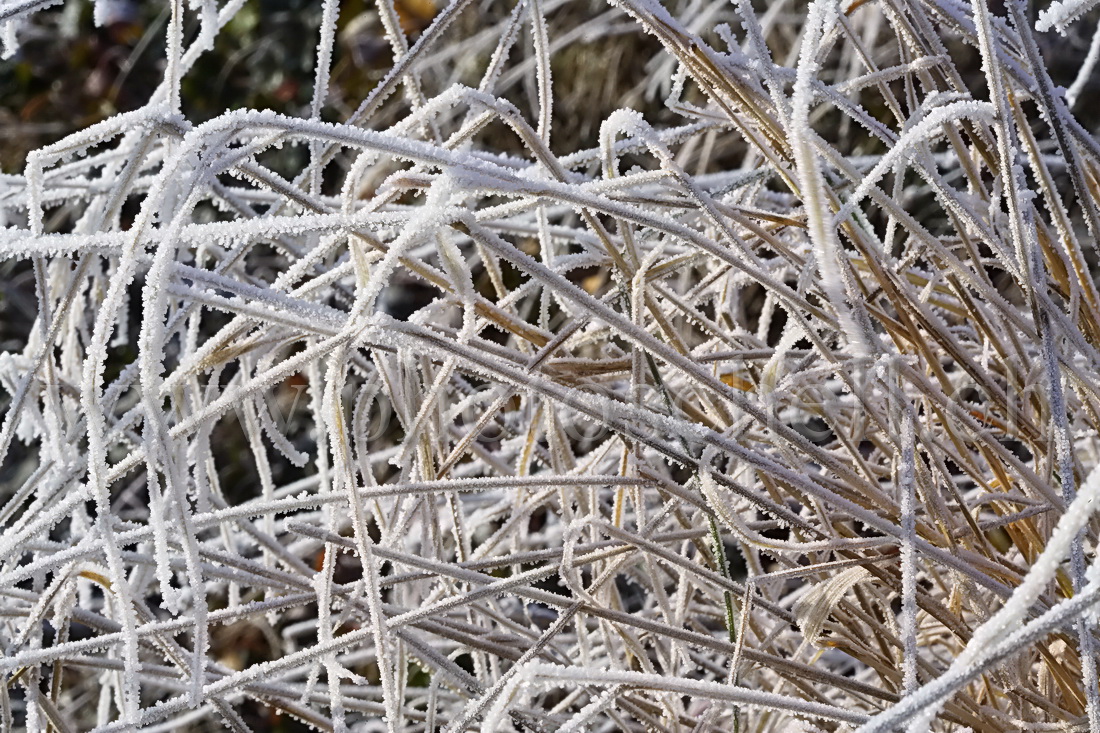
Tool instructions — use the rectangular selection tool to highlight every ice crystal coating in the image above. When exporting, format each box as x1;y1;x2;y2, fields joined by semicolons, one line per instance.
3;0;1100;730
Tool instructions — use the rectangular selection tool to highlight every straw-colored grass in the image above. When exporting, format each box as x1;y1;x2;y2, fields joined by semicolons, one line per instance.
3;0;1100;730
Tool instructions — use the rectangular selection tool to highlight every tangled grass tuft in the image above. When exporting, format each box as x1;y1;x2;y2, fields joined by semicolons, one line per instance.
4;0;1100;730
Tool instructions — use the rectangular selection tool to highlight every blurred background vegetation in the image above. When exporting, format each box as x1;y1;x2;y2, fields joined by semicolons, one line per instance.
2;0;405;173
0;0;684;172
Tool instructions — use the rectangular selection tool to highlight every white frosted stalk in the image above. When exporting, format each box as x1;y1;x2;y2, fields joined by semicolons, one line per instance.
1067;22;1100;106
898;407;919;694
1036;0;1100;33
789;0;876;358
309;0;341;196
